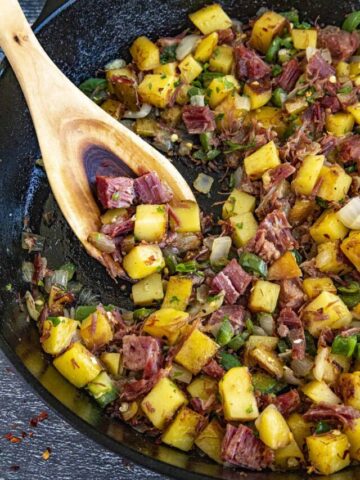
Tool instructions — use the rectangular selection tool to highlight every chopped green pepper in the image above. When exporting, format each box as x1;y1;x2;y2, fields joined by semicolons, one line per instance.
252;372;284;394
338;281;360;308
272;87;287;107
175;260;198;273
75;305;115;321
331;335;357;357
133;308;156;322
219;351;241;370
239;252;268;277
216;317;234;346
165;253;178;274
227;331;249;351
343;11;360;32
305;331;317;356
266;36;282;63
315;421;331;434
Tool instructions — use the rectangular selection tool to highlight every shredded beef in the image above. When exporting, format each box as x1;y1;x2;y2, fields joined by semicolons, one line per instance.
277;59;302;92
265;163;296;186
121;370;164;401
182;105;216;134
304;402;360;428
122;335;161;377
96;176;135;209
320;135;338;155
234;44;271;80
278;308;305;360
209;305;246;333
279;279;305;311
217;28;235;44
260;390;301;417
134;172;173;204
221;424;274;470
306;52;335;79
212;258;252;304
202;359;225;380
101;218;134;237
318;26;360;62
339;135;360;166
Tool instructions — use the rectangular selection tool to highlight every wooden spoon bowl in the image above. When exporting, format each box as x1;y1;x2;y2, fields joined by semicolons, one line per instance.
0;0;194;277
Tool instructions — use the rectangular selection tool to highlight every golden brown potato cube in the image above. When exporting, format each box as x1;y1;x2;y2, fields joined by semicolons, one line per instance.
209;45;234;74
244;141;280;179
317;164;352;202
162;276;192;311
250;11;287;53
154;62;178;76
53;342;102;388
162;407;204;451
249;280;280;313
326;112;354;137
301;380;341;405
170;201;201;233
143;308;189;345
291;154;324;196
219;366;259;421
307;431;350;475
291;29;317;49
132;272;164;306
316;241;352;275
179;54;203;83
123;245;165;280
187;375;218;401
310;210;348;244
250;346;284;379
268;252;302;280
302;291;352;337
230;212;258;247
344;417;360;461
138;74;177;108
339;372;360;410
101;99;124;120
100;352;123;379
141;377;187;429
287;413;313;450
134;204;168;242
189;4;232;34
194;32;218;62
243;81;272;110
134;118;160;137
347;102;360;123
303;277;336;299
288;199;316;225
249;106;287;137
80;309;113;350
160;105;182;127
255;404;292;449
195;419;224;464
41;317;78;356
206;75;240;108
130;36;160;71
274;436;304;470
341;231;360;272
175;328;219;374
222;188;256;219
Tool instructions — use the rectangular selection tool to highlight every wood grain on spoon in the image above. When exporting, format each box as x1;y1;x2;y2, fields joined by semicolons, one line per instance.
0;0;194;277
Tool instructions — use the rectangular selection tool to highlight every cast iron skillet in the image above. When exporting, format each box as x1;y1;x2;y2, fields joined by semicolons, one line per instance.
1;1;360;479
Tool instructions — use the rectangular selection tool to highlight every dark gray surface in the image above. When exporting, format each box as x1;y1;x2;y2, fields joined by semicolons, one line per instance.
0;350;168;479
0;2;166;479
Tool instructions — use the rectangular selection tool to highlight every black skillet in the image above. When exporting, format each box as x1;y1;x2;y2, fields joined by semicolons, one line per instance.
1;1;360;479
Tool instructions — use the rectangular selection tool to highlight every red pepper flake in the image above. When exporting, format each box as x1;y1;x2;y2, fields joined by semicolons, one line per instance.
3;432;22;443
42;447;52;460
29;411;49;427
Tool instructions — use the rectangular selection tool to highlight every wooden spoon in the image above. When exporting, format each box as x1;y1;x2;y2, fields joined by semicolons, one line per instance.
0;0;195;277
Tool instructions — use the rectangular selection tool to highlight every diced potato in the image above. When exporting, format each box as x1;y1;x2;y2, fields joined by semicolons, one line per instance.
141;377;187;429
249;280;280;313
350;61;360;76
244;141;280;179
194;32;218;62
268;252;302;280
175;328;219;374
100;352;123;379
123;245;165;280
291;154;324;196
132;273;164;306
134;204;168;242
344;418;360;461
289;199;316;225
101;99;123;120
347;102;360;124
143;308;189;345
307;431;350;475
285;97;308;115
230;212;258;247
219;366;259;421
287;413;313;450
207;75;240;108
189;4;232;35
302;291;352;337
339;372;360;410
162;276;192;311
317;164;352;202
250;11;287;53
222;189;256;219
170;201;201;233
291;29;317;49
53;342;102;388
246;335;279;351
100;208;128;225
80;309;113;350
310;210;348;244
243;81;272;110
195;419;224;464
337;61;350;78
130;36;160;71
41;317;78;355
162;407;204;451
316;241;352;274
134;118;160;137
248;106;287;137
209;45;234;74
255;404;292;449
87;371;118;407
326;112;354;137
176;84;191;105
303;277;336;299
249;346;284;379
160;106;182;127
187;375;218;401
154;62;178;76
301;380;341;404
106;67;136;84
215;93;249;129
138;74;177;108
341;231;360;272
179;54;202;83
274;436;304;470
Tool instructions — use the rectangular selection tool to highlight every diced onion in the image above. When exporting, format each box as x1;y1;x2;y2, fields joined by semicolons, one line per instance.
25;291;39;321
283;366;303;386
169;363;193;384
234;166;243;188
193;173;214;194
176;35;201;61
105;58;126;70
337;197;360;229
123;103;152;119
210;236;232;265
88;232;116;253
190;95;205;107
306;47;317;61
22;261;34;282
291;357;314;377
48;269;69;290
196;284;209;303
259;313;275;336
312;346;329;382
237;96;251;112
231;19;243;32
252;325;267;336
